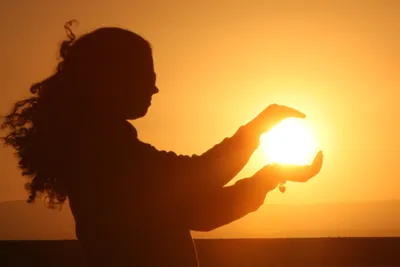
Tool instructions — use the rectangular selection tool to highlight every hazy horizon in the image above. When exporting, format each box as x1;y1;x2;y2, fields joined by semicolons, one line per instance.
1;199;400;240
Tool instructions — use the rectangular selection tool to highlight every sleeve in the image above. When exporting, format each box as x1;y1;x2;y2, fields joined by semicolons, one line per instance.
141;125;260;191
183;176;280;232
137;124;268;230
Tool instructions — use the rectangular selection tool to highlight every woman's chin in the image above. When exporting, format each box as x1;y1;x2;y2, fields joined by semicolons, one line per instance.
126;107;149;120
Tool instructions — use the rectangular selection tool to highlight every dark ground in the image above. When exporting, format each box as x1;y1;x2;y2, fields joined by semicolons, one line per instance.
1;238;400;267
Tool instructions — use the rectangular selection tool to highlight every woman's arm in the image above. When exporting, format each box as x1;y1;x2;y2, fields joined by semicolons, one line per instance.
183;151;323;231
141;105;305;189
142;125;259;190
183;177;279;232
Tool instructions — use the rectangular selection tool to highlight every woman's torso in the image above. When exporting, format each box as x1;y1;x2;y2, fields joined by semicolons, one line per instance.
66;122;199;267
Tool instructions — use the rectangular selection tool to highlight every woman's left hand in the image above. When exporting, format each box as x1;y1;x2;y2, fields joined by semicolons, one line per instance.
252;151;324;192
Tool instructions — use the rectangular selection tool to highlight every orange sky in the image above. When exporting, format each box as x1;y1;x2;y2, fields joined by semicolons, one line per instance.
1;0;399;211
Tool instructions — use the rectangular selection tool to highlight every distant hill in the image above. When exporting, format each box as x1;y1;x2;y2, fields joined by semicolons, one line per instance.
0;200;399;240
0;200;76;240
198;199;400;238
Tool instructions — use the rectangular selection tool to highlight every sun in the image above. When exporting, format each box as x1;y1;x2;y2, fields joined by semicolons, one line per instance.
260;118;318;165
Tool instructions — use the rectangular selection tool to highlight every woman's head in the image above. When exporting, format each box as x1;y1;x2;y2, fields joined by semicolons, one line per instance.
58;22;159;120
1;21;158;208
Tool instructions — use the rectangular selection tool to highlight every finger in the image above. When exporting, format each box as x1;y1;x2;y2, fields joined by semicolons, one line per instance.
246;105;306;135
290;152;323;182
266;104;306;119
275;105;306;119
273;164;307;182
257;105;305;132
277;164;318;183
264;105;306;128
288;166;313;182
310;151;324;175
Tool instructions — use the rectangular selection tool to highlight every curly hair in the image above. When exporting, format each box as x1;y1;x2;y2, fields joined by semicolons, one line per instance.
1;20;151;209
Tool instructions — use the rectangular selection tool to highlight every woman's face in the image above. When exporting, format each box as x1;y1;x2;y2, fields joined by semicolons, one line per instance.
109;50;159;120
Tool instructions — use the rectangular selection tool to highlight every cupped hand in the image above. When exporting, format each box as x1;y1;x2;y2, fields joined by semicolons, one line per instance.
246;104;306;136
252;151;324;192
268;151;323;183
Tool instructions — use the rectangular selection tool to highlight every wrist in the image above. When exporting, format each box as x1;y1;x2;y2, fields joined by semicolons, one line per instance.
261;170;282;193
237;124;261;149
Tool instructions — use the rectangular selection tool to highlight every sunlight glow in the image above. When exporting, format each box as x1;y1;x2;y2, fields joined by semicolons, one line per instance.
260;118;318;165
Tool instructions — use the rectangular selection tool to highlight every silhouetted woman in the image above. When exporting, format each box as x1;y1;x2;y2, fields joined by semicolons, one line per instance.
1;21;323;267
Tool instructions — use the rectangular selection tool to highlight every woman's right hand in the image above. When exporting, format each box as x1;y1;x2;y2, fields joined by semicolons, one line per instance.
245;104;306;136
